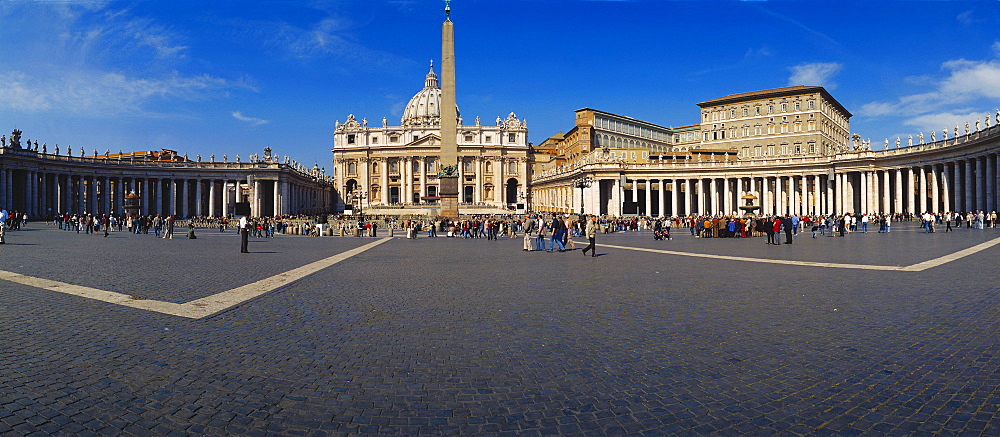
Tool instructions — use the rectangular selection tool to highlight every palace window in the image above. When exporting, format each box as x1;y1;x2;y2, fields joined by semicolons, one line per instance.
808;101;815;109
794;102;801;111
743;108;749;116
730;109;736;118
755;107;761;115
781;103;788;112
768;105;774;114
794;143;801;154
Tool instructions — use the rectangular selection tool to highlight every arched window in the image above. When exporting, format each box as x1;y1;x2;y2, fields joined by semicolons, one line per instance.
485;161;493;174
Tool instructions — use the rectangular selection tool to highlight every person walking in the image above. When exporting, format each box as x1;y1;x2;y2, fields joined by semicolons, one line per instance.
549;214;567;252
581;215;598;257
523;215;537;251
0;208;8;244
238;215;249;253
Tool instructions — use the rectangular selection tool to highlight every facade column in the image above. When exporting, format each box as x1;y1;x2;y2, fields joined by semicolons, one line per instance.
380;159;390;204
861;172;869;214
630;178;638;214
419;157;427;202
0;169;6;208
474;157;483;203
880;171;889;214
811;174;820;216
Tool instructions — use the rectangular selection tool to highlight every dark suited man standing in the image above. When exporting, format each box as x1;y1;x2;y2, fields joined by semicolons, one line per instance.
239;215;250;253
784;214;794;244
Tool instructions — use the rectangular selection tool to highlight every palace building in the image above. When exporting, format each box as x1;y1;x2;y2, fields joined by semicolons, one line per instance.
530;86;1000;217
331;63;531;214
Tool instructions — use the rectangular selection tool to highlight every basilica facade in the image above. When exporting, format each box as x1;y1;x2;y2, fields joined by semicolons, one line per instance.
331;64;531;213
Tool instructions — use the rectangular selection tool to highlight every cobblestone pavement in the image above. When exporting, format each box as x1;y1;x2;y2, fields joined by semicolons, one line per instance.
2;222;1000;436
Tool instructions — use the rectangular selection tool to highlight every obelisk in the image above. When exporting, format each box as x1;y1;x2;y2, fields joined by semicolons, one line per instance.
438;0;460;217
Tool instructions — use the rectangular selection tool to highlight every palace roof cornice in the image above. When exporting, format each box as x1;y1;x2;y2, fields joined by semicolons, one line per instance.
697;86;853;118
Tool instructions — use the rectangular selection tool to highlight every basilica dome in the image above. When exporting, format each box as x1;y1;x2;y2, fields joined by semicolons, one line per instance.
401;61;459;127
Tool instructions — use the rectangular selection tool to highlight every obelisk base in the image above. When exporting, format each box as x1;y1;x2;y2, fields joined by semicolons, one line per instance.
438;175;459;218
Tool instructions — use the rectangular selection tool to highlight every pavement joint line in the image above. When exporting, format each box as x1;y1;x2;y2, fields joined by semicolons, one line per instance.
595;235;1000;272
0;237;392;319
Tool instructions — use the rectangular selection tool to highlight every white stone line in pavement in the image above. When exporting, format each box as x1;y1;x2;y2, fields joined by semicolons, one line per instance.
0;238;392;319
596;236;1000;272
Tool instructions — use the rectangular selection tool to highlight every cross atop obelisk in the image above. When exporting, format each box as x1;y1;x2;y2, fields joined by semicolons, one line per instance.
438;0;460;217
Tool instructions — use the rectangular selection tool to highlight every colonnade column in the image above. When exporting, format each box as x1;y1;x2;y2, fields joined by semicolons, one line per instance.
723;178;731;216
644;179;652;216
930;166;940;213
670;180;678;217
942;165;951;213
977;157;986;211
658;179;665;217
221;181;230;217
965;160;974;211
987;156;996;213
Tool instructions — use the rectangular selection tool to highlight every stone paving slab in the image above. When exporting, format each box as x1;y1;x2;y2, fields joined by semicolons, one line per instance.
2;223;1000;435
0;226;379;302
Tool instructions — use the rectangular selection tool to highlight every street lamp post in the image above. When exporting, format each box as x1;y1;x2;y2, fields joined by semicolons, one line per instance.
352;191;368;220
573;176;593;215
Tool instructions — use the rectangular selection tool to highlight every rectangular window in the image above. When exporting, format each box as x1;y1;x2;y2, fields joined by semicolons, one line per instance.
508;133;516;142
808;101;815;109
743;108;749;116
485;135;492;143
755;107;761;115
464;134;473;142
781;103;787;112
794;102;801;111
390;135;399;143
372;137;378;144
347;134;356;144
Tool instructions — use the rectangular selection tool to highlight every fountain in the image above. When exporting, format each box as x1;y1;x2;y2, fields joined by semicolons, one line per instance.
739;193;761;217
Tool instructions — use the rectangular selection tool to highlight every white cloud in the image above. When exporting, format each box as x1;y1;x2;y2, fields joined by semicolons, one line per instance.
0;69;250;117
859;48;1000;120
903;111;984;136
232;111;269;126
788;62;842;89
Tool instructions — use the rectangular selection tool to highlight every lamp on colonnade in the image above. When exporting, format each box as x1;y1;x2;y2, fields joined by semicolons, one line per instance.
573;176;593;215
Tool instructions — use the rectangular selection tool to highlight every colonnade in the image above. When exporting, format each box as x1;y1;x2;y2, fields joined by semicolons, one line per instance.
534;151;1000;217
0;166;331;218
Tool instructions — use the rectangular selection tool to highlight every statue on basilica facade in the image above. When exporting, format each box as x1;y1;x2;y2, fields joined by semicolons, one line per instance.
1;134;5;148
965;122;970;136
931;130;936;142
942;128;947;140
895;137;900;148
918;132;924;144
54;144;59;155
907;135;913;147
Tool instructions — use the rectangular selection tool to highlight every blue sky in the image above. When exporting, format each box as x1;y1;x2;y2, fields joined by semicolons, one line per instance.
1;0;998;171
